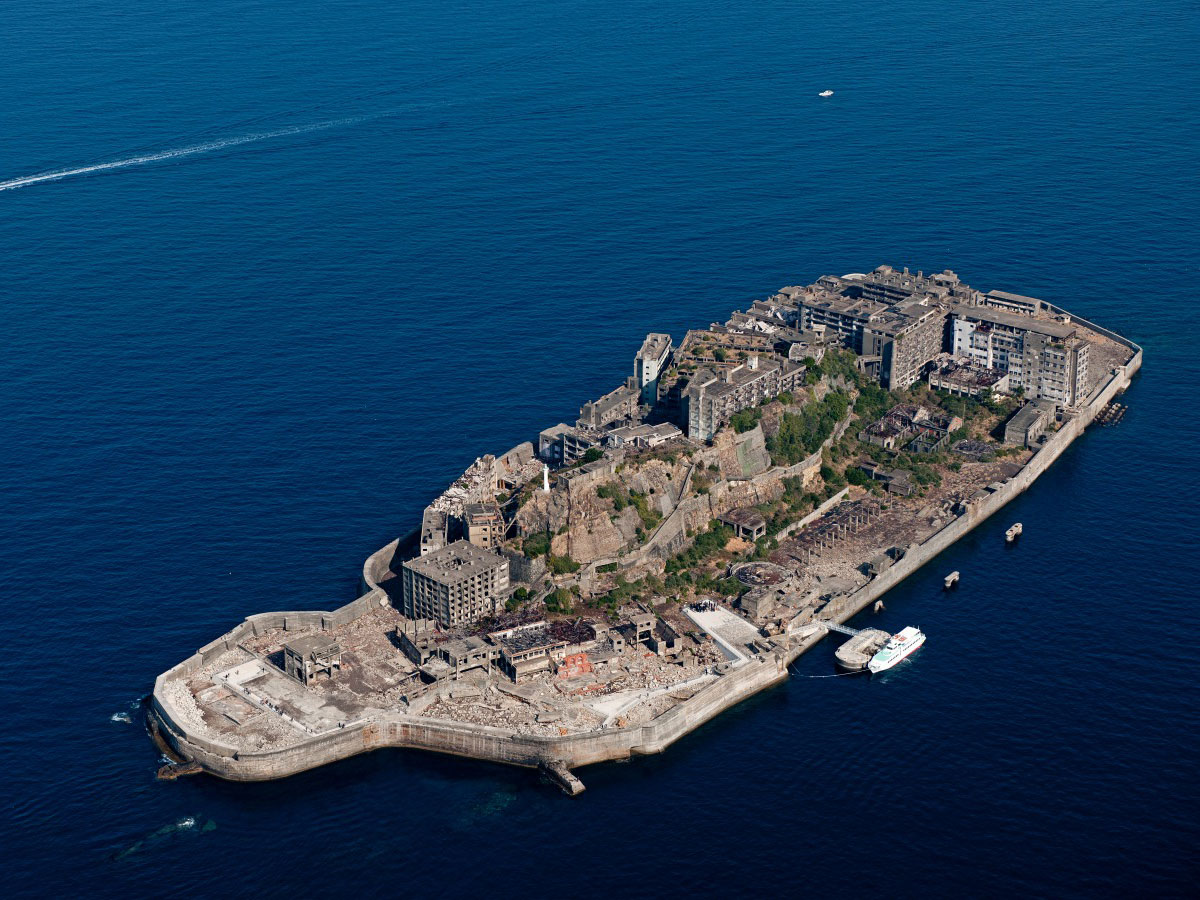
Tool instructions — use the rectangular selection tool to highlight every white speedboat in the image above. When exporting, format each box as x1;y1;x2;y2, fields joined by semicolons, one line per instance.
867;626;925;673
819;90;834;97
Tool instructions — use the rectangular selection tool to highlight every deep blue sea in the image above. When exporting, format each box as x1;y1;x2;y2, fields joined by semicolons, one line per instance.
2;1;1197;895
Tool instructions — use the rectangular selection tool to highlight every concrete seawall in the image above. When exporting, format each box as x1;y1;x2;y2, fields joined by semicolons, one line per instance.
151;340;1141;785
810;342;1142;641
152;640;789;781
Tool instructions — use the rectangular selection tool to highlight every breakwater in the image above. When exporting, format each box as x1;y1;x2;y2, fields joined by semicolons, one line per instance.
150;340;1141;788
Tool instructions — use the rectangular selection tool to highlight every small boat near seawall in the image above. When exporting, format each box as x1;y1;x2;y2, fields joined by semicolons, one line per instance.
868;626;926;673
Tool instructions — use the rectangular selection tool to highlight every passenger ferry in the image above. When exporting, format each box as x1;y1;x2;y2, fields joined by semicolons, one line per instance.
867;626;926;673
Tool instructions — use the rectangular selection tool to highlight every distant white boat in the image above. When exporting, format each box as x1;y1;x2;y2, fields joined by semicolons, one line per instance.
819;90;834;97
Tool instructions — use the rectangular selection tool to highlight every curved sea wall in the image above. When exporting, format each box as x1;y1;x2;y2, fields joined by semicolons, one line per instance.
152;339;1141;783
151;636;790;781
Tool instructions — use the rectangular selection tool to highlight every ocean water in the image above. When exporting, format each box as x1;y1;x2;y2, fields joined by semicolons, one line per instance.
1;0;1197;895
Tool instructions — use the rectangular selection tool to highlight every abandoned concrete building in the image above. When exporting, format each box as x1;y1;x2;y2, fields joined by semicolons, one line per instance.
980;288;1042;317
1004;400;1057;448
950;306;1089;406
629;612;655;645
928;355;1011;398
495;624;569;682
419;506;449;557
437;635;497;679
719;507;768;542
635;332;673;403
649;620;682;656
860;302;948;390
283;634;342;686
538;423;598;465
401;540;510;628
464;501;505;550
602;422;682;450
683;355;803;441
858;460;914;496
785;267;972;390
577;380;640;431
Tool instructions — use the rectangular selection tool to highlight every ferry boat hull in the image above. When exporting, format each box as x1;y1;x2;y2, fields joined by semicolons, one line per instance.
867;626;925;673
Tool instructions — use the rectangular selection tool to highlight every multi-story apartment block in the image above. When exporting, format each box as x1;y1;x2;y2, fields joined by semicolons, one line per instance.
463;501;505;550
577;379;640;430
860;301;949;390
950;306;1088;406
683;355;803;441
538;423;598;465
401;540;510;628
634;333;672;403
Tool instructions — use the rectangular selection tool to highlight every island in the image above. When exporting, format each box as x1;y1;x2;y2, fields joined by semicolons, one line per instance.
149;265;1142;794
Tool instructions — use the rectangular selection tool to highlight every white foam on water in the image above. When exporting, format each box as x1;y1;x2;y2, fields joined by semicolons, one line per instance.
0;95;473;195
111;712;132;724
0;115;365;193
176;816;196;830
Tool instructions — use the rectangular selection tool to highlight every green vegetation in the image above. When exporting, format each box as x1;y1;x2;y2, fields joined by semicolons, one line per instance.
730;406;763;433
845;465;871;487
544;587;574;613
596;562;617;574
505;586;529;612
666;521;734;573
596;483;659;530
596;482;627;510
818;348;860;382
586;574;669;615
522;532;550;558
629;491;661;530
820;463;847;489
714;347;727;362
547;554;580;575
766;390;851;465
751;535;779;560
582;447;604;463
854;381;896;424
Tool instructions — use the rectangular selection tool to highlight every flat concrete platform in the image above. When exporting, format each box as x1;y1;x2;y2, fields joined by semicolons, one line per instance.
684;605;763;663
221;662;360;734
834;628;889;670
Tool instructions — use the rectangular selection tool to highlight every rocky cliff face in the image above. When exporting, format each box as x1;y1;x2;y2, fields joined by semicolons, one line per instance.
711;425;771;480
513;420;827;573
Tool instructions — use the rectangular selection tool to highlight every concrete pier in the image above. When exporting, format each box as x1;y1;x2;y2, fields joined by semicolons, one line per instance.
834;628;889;670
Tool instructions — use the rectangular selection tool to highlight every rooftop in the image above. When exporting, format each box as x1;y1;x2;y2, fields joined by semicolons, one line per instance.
1008;402;1054;433
719;507;767;530
953;304;1076;339
284;634;340;657
464;501;502;522
986;289;1041;307
932;357;1005;388
404;540;506;583
637;332;672;360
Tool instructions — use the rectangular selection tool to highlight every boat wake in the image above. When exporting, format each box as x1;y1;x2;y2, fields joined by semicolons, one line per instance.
0;115;369;193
